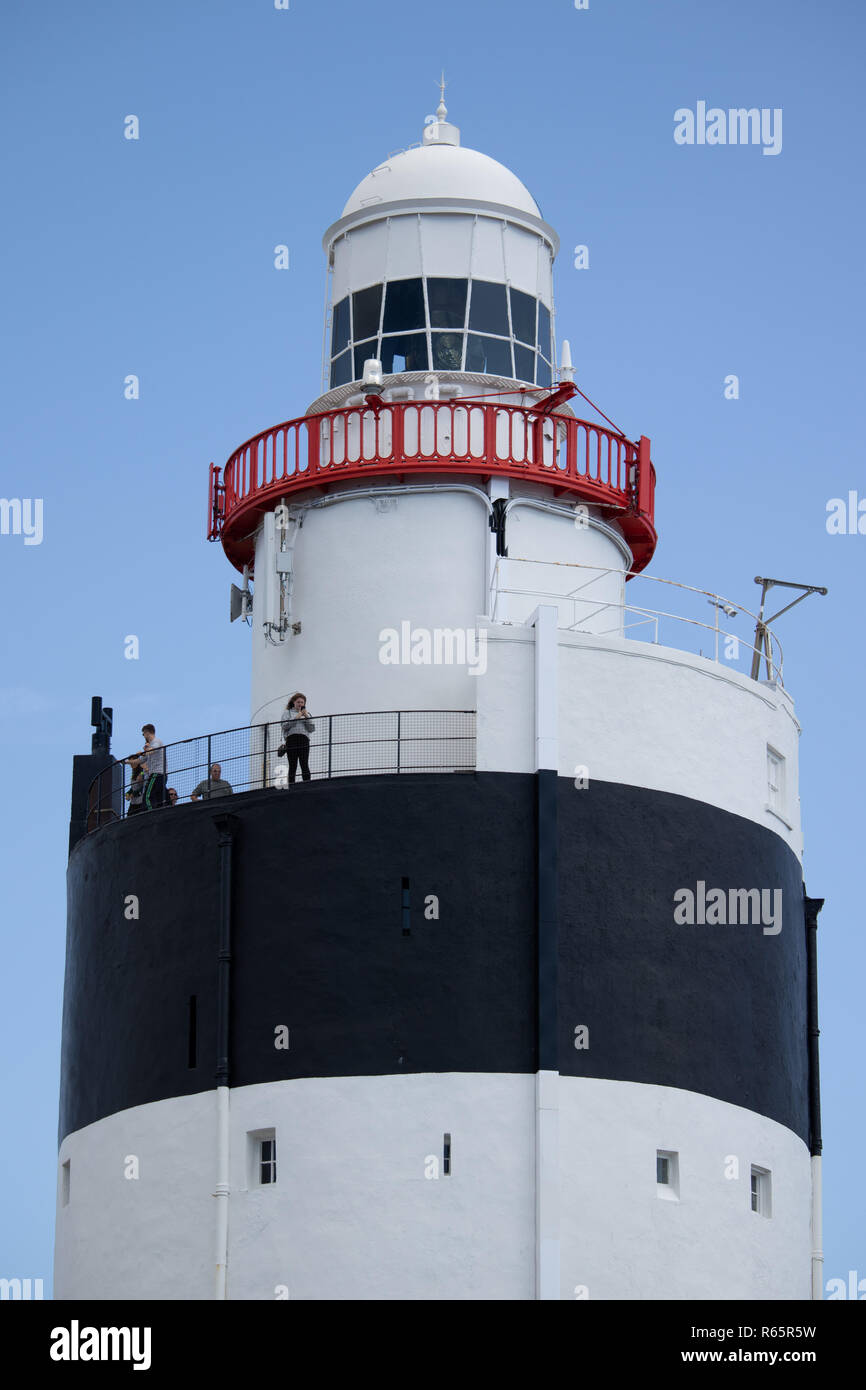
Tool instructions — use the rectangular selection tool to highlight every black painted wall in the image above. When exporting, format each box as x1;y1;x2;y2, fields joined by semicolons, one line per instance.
59;772;809;1144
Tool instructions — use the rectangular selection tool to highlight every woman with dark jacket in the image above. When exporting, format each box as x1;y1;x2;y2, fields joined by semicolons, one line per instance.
125;758;146;816
280;692;315;784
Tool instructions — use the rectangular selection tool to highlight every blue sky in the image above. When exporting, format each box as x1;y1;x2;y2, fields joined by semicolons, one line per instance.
1;0;863;1296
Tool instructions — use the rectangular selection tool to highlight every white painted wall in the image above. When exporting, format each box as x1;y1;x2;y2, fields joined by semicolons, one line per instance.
250;488;490;727
476;625;803;856
557;1077;811;1301
249;486;629;730
54;1077;810;1300
494;500;629;630
331;211;553;306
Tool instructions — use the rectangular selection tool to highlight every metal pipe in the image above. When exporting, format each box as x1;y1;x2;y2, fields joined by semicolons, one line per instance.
213;813;239;1300
531;605;560;1300
805;892;824;1299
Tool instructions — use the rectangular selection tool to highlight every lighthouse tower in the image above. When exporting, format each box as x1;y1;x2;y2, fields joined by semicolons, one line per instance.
56;100;821;1301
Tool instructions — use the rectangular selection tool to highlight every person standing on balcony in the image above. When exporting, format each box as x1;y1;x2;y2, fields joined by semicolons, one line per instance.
125;758;146;817
279;693;315;784
136;722;166;809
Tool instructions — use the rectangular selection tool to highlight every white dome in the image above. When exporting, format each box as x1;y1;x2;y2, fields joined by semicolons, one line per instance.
342;142;542;219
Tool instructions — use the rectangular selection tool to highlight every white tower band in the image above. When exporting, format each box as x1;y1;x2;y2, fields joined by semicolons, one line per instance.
57;100;823;1301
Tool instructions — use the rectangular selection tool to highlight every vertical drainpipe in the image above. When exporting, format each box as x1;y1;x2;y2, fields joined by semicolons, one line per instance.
804;892;824;1300
531;605;560;1300
214;813;239;1301
487;478;509;620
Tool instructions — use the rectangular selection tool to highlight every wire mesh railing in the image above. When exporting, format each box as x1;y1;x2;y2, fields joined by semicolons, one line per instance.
489;559;786;685
86;710;476;832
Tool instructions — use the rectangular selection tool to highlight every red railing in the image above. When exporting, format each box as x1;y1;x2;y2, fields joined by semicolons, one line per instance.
208;398;657;574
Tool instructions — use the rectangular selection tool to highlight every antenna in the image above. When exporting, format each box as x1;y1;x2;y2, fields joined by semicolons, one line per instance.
90;695;113;753
750;576;828;681
230;564;253;623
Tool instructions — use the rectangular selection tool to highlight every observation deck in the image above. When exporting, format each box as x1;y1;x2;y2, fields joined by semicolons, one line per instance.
207;391;657;576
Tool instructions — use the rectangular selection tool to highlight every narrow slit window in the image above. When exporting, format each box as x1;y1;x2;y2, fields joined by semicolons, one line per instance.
187;994;197;1069
247;1129;277;1188
402;877;410;936
260;1137;277;1185
767;748;785;816
656;1149;679;1199
61;1159;70;1207
751;1165;772;1216
443;1133;451;1175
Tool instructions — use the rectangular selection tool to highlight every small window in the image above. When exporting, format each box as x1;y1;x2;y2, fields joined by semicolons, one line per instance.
248;1128;277;1188
380;332;429;374
767;748;785;816
468;280;509;337
466;334;513;377
331;296;350;356
260;1138;277;1185
656;1149;679;1199
431;331;464;371
427;278;467;328
509;287;537;345
751;1166;771;1216
61;1159;70;1207
537;301;552;359
352;284;382;341
383;278;425;333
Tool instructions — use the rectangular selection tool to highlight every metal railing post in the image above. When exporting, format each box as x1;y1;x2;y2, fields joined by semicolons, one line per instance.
396;711;401;774
636;436;652;516
328;715;333;779
207;734;212;796
262;721;268;790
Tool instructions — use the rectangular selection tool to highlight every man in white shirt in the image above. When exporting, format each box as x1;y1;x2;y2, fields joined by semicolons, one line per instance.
138;723;166;809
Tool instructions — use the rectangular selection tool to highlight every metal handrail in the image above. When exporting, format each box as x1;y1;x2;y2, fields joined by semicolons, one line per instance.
490;558;786;686
85;709;477;833
207;397;656;574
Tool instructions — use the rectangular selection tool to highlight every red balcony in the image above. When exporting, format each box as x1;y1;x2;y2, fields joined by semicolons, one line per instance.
207;396;657;575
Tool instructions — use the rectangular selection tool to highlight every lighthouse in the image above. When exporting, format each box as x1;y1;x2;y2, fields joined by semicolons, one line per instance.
56;97;822;1301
